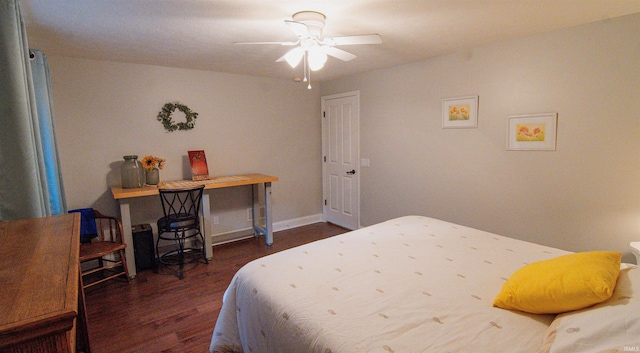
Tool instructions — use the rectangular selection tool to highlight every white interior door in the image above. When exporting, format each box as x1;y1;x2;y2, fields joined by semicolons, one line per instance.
322;91;359;230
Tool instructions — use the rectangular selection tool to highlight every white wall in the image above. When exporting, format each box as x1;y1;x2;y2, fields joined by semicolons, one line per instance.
48;58;322;236
45;13;640;261
321;13;640;262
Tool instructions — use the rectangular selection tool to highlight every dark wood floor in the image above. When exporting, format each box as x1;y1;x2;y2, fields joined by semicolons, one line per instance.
84;222;349;353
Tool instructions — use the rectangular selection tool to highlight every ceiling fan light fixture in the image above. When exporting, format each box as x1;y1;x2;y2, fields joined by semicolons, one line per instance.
308;50;327;71
236;11;382;89
283;47;304;68
309;53;327;71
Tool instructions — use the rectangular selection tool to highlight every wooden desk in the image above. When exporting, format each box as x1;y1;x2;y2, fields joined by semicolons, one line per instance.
0;214;90;353
111;173;278;277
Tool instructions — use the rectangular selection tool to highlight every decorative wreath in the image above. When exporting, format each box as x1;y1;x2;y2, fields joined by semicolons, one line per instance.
156;102;198;132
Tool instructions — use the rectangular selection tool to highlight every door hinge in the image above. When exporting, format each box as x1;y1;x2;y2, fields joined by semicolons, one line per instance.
324;199;327;206
323;111;326;118
323;156;326;162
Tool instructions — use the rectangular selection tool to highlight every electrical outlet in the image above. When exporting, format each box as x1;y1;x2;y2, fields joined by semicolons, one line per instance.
247;208;253;222
213;216;219;225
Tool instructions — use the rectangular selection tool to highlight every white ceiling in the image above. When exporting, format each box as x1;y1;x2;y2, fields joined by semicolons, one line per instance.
21;0;640;83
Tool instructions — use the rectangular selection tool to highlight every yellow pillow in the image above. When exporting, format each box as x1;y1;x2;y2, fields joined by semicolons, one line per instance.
493;251;621;314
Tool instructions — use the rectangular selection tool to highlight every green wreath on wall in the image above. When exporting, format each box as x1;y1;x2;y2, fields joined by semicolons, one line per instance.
157;102;198;132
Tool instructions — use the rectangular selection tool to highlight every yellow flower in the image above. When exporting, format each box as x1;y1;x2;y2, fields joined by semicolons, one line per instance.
141;156;165;171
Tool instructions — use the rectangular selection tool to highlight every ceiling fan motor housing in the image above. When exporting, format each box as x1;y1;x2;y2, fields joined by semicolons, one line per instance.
292;11;326;37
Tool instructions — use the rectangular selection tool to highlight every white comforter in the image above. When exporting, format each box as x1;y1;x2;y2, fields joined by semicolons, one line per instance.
210;216;571;353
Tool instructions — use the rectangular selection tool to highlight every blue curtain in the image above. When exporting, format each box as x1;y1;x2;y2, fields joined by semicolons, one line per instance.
30;49;66;215
0;0;66;220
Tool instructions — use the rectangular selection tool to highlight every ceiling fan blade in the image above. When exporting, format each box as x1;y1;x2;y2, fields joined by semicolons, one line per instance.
328;34;382;46
285;20;310;38
326;47;357;61
234;41;298;46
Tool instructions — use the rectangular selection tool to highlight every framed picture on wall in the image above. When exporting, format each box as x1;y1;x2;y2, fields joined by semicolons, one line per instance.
442;95;478;128
188;150;210;180
507;113;558;151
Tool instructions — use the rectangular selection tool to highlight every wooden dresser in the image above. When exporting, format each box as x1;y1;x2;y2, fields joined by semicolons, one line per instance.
0;214;90;353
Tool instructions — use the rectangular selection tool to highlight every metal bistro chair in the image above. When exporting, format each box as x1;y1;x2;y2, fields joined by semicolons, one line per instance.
156;185;208;279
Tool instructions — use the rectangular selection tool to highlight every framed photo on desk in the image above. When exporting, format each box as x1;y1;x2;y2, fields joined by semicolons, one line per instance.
188;150;209;180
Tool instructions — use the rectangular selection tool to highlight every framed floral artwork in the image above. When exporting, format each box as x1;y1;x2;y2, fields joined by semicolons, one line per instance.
507;113;558;151
442;95;478;128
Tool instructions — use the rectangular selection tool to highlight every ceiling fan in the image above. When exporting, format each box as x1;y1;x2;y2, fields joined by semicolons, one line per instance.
234;11;382;88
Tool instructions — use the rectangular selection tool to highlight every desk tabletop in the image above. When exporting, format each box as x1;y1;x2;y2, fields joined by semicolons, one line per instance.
111;173;278;199
0;214;80;346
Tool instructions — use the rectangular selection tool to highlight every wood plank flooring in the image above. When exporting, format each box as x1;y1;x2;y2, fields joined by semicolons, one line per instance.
84;222;349;353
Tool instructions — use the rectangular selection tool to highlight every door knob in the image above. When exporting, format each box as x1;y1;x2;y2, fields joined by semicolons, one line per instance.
346;170;356;175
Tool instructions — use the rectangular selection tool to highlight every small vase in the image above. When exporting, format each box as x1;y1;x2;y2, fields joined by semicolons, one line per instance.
146;168;160;186
121;155;145;188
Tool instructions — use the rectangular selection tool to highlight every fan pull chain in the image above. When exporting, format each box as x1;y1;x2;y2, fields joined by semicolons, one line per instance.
301;50;312;89
303;51;308;82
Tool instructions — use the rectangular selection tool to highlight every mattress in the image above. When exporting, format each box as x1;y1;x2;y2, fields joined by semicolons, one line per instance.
209;215;573;353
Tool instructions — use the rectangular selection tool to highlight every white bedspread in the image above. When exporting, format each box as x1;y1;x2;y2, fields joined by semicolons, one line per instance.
210;216;571;353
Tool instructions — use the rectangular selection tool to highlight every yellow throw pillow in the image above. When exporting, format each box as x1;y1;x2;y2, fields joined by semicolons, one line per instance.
493;251;621;314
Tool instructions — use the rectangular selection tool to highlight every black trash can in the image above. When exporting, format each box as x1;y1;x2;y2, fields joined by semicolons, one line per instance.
132;224;155;271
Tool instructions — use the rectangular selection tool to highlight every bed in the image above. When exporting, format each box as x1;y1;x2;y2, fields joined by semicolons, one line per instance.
209;216;640;353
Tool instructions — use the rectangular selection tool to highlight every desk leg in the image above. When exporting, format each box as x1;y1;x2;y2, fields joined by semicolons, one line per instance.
252;182;273;246
252;184;259;238
264;182;273;245
77;268;91;352
202;193;213;260
118;200;137;278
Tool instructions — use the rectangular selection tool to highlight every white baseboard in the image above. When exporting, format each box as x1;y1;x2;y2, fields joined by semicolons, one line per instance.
211;213;324;246
211;228;255;245
273;213;323;232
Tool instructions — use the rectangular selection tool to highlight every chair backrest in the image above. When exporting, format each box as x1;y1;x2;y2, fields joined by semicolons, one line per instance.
68;208;124;244
93;210;125;244
158;185;205;231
